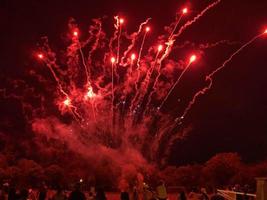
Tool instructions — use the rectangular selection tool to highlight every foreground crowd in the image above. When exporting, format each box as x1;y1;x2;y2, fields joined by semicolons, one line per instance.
0;181;248;200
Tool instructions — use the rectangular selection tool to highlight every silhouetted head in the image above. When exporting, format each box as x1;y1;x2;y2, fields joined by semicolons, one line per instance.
74;183;81;191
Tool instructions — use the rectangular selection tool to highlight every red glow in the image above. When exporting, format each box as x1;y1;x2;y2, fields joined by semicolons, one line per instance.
37;53;44;59
145;26;150;32
119;18;124;25
131;53;136;61
63;98;71;106
182;8;188;14
158;45;163;52
264;29;267;34
85;87;96;99
73;31;78;37
189;55;197;63
111;57;116;64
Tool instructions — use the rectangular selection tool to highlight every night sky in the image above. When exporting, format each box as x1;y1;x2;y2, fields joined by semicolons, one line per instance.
1;0;267;166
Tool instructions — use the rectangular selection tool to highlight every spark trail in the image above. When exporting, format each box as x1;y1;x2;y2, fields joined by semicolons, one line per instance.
143;1;222;112
111;57;116;126
176;31;266;122
158;55;197;111
117;17;124;64
38;56;68;97
169;7;188;40
173;0;222;39
130;45;162;114
137;26;151;67
133;26;151;105
159;0;222;65
38;53;83;123
78;40;91;84
120;18;151;66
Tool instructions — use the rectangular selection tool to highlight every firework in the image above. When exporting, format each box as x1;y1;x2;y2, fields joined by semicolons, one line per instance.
73;31;79;37
117;17;124;64
158;54;197;111
23;0;265;172
176;31;267;123
37;53;44;59
137;25;151;67
63;98;71;106
169;7;188;40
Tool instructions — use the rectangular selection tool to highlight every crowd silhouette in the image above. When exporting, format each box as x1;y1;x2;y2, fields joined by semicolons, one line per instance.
0;180;254;200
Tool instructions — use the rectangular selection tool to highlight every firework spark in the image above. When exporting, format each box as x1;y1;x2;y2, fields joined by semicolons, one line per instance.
37;53;44;59
176;31;266;123
13;0;264;175
169;7;188;40
158;54;197;111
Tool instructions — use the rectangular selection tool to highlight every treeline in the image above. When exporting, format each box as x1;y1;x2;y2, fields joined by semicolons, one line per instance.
1;152;267;189
159;152;267;189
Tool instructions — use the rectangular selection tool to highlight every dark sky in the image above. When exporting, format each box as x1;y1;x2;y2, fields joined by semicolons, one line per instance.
1;0;267;165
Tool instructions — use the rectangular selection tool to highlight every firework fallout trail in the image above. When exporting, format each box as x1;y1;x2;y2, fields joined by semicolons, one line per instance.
177;31;267;123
